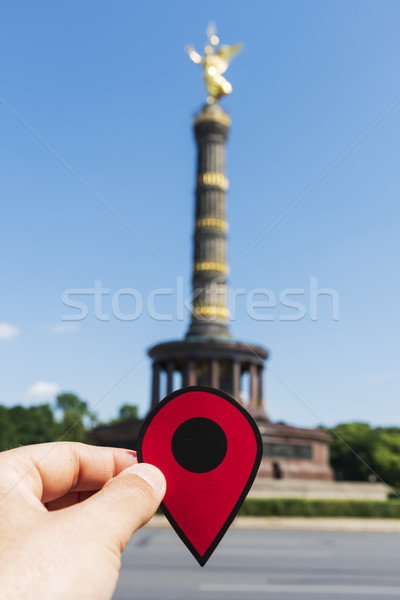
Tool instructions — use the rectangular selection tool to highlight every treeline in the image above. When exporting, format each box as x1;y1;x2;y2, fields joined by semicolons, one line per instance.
1;400;400;488
327;422;400;487
0;392;139;452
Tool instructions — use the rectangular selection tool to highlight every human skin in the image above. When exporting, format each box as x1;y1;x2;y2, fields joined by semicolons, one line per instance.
0;442;166;600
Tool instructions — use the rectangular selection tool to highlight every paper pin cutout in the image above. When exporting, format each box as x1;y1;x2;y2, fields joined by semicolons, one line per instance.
137;386;262;566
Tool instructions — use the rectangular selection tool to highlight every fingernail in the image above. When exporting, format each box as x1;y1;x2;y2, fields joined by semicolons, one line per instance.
126;463;166;497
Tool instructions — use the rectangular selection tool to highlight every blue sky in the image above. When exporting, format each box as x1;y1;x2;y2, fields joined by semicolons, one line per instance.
1;0;399;428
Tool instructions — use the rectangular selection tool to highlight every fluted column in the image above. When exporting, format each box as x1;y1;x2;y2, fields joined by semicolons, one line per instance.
258;365;264;407
211;359;219;388
249;364;257;408
232;360;241;402
151;362;161;408
167;360;174;395
187;103;231;339
187;359;196;386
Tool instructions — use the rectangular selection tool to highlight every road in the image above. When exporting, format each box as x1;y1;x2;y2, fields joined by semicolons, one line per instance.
114;528;400;599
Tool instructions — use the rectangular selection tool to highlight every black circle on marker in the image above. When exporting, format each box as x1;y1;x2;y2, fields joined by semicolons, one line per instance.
171;417;228;473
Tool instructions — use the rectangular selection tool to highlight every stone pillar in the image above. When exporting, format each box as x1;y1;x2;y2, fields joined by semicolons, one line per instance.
249;363;257;408
167;361;174;395
187;359;196;386
258;365;264;407
151;362;161;409
186;104;231;339
232;360;241;402
211;359;219;388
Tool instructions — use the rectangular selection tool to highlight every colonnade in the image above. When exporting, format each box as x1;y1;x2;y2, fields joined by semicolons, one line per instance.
151;357;264;410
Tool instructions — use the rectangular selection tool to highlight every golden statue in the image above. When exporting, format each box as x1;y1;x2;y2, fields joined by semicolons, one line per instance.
186;23;242;104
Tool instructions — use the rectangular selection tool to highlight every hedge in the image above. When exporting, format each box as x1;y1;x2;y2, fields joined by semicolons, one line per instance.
239;498;400;518
388;489;400;500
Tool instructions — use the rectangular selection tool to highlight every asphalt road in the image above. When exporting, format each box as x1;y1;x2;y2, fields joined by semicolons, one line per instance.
114;528;400;599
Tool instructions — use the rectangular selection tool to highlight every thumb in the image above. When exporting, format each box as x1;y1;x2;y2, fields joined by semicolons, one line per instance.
70;463;166;551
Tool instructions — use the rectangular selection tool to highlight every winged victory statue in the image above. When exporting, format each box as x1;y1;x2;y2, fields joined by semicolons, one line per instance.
186;23;242;104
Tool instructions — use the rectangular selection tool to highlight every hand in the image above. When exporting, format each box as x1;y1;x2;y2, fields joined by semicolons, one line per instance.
0;442;166;600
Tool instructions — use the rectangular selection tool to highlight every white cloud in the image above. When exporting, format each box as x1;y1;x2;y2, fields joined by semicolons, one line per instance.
51;322;80;334
0;322;20;340
27;381;60;400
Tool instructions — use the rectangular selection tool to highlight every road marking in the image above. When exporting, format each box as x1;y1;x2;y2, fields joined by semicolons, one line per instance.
200;583;400;595
219;548;332;557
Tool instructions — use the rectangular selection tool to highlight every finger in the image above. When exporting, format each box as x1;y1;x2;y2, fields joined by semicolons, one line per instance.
70;463;166;552
0;443;137;505
46;490;96;511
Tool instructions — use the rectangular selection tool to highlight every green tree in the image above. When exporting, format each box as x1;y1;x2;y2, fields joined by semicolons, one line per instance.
56;393;88;415
56;392;96;443
373;430;400;487
0;405;18;451
114;404;139;422
6;404;57;447
0;392;97;452
329;422;378;481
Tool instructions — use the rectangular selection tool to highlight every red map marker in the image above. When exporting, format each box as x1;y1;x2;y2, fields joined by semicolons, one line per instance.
137;386;263;566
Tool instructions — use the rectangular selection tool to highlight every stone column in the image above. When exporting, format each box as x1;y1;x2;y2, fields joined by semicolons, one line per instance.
249;363;257;408
211;359;219;388
187;359;196;386
258;365;264;407
167;360;175;395
232;360;241;402
151;362;161;409
186;103;231;339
